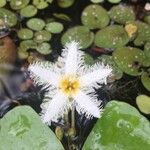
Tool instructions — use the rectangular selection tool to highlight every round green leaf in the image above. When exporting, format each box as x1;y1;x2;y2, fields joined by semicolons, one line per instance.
136;95;150;114
144;42;150;60
20;5;37;17
0;8;17;27
57;0;75;8
20;40;37;50
37;42;52;55
45;22;64;34
0;106;64;150
0;0;6;8
61;26;94;49
109;5;135;24
81;4;110;29
34;30;52;43
17;28;33;40
113;47;146;76
83;101;150;150
94;25;129;49
141;73;150;92
33;0;49;9
27;18;45;31
107;0;121;3
10;0;29;10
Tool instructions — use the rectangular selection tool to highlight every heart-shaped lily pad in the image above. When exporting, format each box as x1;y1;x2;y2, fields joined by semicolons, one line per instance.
109;5;135;24
113;47;147;76
81;4;110;29
136;95;150;115
61;26;94;49
0;106;64;150
83;101;150;150
94;25;129;49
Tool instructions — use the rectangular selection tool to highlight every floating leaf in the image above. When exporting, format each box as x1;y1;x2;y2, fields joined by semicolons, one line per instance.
98;55;123;82
45;22;64;34
94;25;129;49
144;42;150;60
134;21;150;46
90;0;104;3
61;26;94;49
109;5;135;24
37;42;52;55
10;0;29;10
144;15;150;25
113;47;146;76
17;28;33;40
27;18;45;31
83;101;150;150
34;30;52;43
57;0;75;8
0;106;64;150
20;40;37;50
0;8;17;27
0;0;6;8
141;73;150;92
20;5;37;17
33;0;49;9
53;13;71;21
136;95;150;115
81;4;110;29
107;0;121;3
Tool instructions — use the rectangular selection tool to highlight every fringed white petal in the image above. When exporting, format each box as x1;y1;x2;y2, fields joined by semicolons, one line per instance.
61;41;84;74
41;92;68;125
28;61;60;87
79;63;112;87
74;91;102;118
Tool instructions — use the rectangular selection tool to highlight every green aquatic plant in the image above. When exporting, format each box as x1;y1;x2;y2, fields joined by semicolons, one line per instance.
141;72;150;92
0;0;6;8
20;5;38;17
109;5;135;24
81;4;110;29
134;21;150;46
98;55;123;82
26;18;46;31
57;0;75;8
136;95;150;114
113;47;147;76
107;0;121;3
0;8;17;27
36;42;52;55
61;26;94;49
144;42;150;60
94;25;129;49
45;22;64;34
10;0;30;10
17;28;34;40
83;101;150;150
33;30;52;43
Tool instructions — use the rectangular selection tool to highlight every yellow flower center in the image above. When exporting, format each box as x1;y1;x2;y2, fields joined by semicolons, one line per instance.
59;75;80;97
125;23;138;38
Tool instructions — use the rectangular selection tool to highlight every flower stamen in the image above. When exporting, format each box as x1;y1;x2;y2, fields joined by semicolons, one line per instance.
59;75;80;97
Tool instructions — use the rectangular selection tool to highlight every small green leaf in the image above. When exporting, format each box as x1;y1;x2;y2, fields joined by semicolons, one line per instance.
83;101;150;150
0;106;64;150
136;95;150;114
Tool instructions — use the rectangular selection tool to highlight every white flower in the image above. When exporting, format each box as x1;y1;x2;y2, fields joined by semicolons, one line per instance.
28;41;112;125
